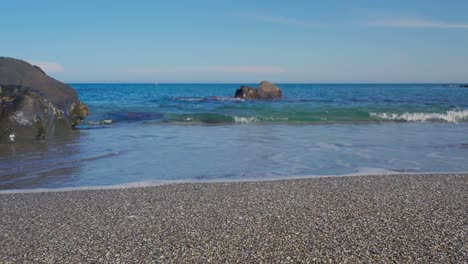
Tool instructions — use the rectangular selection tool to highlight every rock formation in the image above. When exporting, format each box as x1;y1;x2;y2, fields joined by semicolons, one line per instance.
234;85;259;99
234;81;282;99
0;57;88;143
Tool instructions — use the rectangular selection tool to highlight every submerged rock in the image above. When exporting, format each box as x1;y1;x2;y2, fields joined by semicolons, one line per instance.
234;81;282;99
0;57;89;143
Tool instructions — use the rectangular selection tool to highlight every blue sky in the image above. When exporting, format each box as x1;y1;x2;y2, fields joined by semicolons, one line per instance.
1;0;468;83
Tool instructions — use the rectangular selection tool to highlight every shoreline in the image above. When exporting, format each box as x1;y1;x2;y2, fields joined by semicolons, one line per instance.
1;173;466;262
1;171;468;194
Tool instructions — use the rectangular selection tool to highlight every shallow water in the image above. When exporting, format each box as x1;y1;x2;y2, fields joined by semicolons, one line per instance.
1;84;467;190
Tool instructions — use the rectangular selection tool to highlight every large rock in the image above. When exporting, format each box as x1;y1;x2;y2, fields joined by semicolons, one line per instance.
234;81;282;99
234;85;259;99
0;57;88;143
258;81;282;99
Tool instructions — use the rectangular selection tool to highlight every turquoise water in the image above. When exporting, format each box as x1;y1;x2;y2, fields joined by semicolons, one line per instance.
0;83;467;190
79;83;468;124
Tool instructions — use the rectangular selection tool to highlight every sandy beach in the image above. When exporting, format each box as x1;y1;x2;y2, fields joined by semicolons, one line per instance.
1;173;467;263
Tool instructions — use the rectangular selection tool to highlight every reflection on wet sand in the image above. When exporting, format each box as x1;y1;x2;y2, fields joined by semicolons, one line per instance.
0;131;83;190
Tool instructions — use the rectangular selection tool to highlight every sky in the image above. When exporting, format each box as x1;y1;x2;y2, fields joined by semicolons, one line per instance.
1;0;468;83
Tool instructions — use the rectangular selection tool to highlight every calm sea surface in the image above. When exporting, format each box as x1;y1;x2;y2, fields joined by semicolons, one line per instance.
1;83;467;190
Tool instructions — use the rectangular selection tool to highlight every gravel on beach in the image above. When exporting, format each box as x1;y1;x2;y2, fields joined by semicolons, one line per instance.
1;174;467;263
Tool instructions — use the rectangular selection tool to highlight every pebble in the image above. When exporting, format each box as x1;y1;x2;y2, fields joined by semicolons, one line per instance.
0;173;466;263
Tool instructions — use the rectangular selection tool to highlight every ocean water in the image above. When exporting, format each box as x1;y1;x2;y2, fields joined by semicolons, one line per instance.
1;83;467;190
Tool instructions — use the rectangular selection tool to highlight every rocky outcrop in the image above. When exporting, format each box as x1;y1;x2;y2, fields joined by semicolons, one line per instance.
234;81;282;99
258;81;282;99
234;85;259;99
0;57;88;143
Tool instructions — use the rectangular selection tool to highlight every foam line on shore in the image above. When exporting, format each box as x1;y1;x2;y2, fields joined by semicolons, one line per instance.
1;170;467;194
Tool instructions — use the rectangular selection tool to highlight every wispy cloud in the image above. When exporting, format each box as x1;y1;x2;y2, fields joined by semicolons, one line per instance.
366;14;468;29
128;67;161;74
29;60;64;73
128;65;286;75
237;11;468;30
214;66;286;74
234;13;327;28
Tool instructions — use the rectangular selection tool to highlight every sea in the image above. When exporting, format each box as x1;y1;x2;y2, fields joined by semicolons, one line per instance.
1;83;467;191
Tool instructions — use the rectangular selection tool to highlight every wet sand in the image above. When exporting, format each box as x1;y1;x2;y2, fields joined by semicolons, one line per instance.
1;174;467;263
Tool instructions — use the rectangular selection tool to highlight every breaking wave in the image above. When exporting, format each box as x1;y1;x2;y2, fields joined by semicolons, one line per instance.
370;109;468;123
98;109;468;125
173;96;244;102
233;116;259;123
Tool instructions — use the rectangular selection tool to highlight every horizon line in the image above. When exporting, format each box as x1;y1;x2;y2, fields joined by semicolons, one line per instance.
66;82;468;85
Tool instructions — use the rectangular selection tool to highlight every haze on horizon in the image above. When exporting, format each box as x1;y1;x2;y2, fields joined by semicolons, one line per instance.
1;0;468;83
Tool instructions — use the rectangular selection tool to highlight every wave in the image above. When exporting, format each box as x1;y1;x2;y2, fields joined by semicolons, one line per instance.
163;109;468;124
173;97;205;102
370;110;468;123
108;112;164;122
233;116;259;123
95;108;468;125
173;96;244;102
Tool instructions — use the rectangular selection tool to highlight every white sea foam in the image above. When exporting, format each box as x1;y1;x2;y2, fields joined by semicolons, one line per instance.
174;96;244;102
3;171;467;194
316;142;341;150
370;109;468;123
174;97;204;101
216;97;245;102
350;167;400;176
233;116;259;123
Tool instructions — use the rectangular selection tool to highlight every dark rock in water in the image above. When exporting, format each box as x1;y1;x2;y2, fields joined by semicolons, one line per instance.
258;81;282;99
0;57;89;143
235;85;259;99
460;84;468;88
234;81;282;99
